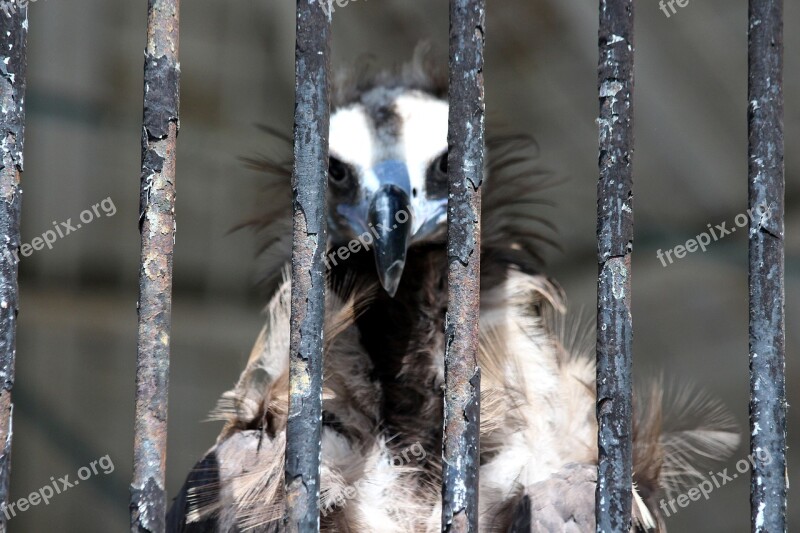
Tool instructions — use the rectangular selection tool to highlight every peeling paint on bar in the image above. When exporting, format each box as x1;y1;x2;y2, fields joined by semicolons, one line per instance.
748;0;786;531
131;0;180;531
0;5;27;532
442;0;484;531
596;0;634;531
284;1;331;532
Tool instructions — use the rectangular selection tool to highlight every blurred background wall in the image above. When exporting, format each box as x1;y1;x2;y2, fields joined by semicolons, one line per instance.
8;0;798;530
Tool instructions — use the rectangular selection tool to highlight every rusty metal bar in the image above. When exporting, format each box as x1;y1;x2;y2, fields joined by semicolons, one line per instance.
748;0;786;531
595;0;634;531
442;0;485;531
284;1;331;531
0;4;28;531
130;0;180;531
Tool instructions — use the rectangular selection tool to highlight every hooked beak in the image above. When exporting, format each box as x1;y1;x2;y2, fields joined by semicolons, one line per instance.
333;159;444;297
368;183;412;297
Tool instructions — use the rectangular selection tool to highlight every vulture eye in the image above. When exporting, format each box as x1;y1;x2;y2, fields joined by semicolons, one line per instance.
426;151;449;197
328;157;352;187
435;152;448;177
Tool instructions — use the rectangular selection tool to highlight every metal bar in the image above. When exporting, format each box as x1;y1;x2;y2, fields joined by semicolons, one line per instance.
442;0;485;531
0;4;28;532
595;0;634;530
748;0;786;531
130;0;180;530
284;0;331;531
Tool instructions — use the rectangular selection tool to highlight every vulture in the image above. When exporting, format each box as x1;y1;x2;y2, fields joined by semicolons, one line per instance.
167;51;738;532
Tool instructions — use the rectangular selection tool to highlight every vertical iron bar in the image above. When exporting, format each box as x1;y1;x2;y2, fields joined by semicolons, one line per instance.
284;1;331;531
596;0;634;531
748;0;786;531
442;0;484;531
131;0;180;531
0;4;27;532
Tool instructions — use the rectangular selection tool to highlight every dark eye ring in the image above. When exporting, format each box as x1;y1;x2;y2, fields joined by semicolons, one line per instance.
434;152;448;176
328;157;351;186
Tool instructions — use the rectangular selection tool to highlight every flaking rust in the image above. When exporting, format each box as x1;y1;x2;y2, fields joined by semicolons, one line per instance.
442;0;484;531
595;0;635;532
284;1;331;532
131;0;180;531
0;5;27;532
747;0;786;531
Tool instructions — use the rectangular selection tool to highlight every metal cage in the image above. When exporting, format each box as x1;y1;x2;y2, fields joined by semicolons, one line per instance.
0;0;786;531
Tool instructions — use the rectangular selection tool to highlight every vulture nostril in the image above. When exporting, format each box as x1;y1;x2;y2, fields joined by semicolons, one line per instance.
412;188;418;198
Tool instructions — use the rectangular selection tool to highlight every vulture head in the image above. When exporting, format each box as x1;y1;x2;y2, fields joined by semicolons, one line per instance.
326;88;450;296
247;49;556;296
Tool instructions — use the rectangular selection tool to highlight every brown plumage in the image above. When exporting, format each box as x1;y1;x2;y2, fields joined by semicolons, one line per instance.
167;51;738;532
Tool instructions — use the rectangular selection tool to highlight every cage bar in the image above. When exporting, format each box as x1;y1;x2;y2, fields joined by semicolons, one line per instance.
130;0;181;531
284;1;331;531
595;0;634;531
441;0;485;531
0;5;28;531
748;0;786;531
